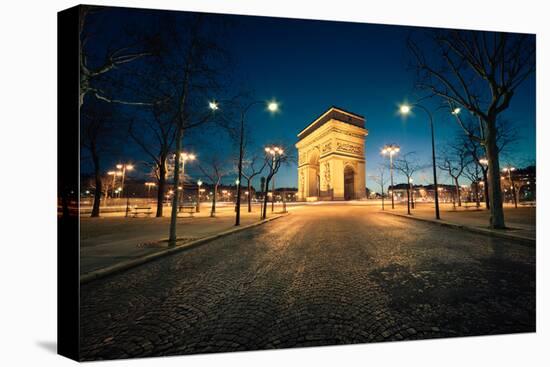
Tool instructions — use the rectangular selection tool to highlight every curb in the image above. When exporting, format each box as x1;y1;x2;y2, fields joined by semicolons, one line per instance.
80;213;289;285
382;211;535;246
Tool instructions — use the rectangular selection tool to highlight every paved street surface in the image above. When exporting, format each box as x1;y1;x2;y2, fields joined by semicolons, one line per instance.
80;204;293;275
387;202;536;239
80;204;535;360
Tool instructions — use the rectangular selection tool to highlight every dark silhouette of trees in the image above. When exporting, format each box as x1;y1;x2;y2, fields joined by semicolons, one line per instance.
79;6;153;108
261;147;291;220
241;154;267;212
145;15;230;246
80;101;121;217
409;30;535;228
438;143;469;207
394;152;424;215
459;118;520;209
369;165;389;210
198;157;232;217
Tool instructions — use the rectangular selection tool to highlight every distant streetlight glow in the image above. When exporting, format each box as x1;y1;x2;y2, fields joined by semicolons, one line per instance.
181;152;196;161
267;101;279;112
502;166;518;208
399;104;411;115
452;107;461;115
382;144;400;210
209;101;219;111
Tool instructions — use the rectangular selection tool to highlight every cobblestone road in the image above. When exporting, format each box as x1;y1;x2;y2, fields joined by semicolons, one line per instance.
80;205;535;360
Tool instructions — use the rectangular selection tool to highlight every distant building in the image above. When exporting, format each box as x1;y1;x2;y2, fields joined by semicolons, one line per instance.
296;106;368;201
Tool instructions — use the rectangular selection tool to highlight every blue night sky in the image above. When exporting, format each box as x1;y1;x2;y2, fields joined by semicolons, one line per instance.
86;7;536;190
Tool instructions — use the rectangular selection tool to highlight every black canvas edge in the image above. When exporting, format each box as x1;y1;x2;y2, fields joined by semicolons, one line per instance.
57;5;81;362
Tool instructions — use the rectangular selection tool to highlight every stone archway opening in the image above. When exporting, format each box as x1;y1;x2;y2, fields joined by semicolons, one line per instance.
308;150;320;198
344;165;355;200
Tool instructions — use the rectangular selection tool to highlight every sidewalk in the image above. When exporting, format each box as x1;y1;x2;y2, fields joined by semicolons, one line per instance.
80;205;290;278
382;203;535;244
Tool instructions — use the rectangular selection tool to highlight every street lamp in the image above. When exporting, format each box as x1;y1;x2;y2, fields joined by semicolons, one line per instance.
210;99;279;226
177;152;196;209
478;158;490;209
145;182;156;198
381;144;400;209
115;163;134;217
196;179;203;212
502;166;518;208
409;177;415;210
116;163;133;196
208;101;219;111
107;171;117;199
399;102;440;220
265;146;284;213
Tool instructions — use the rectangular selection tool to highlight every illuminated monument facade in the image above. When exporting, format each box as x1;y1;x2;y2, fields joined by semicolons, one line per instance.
296;107;368;201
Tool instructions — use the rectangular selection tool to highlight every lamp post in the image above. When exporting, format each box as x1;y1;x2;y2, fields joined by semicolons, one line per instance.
196;179;202;213
209;99;279;226
399;103;440;220
116;163;134;217
502;166;517;208
116;163;134;198
176;152;195;210
264;146;284;216
234;179;240;212
145;182;156;198
479;158;490;209
381;144;400;209
107;171;117;203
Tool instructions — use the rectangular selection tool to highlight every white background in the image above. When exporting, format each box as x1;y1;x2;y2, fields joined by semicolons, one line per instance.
0;0;548;365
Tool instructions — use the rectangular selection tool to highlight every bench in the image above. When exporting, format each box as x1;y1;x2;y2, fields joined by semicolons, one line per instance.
178;205;196;217
131;206;153;217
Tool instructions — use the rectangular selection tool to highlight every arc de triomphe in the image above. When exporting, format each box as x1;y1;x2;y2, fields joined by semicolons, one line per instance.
296;106;368;201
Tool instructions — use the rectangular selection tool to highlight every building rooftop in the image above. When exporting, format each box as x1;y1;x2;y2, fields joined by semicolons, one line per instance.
297;106;365;141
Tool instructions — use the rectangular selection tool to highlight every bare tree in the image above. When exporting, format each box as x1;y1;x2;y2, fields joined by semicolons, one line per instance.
160;15;229;246
241;154;268;212
463;159;483;208
80;101;120;217
128;103;177;217
369;165;389;210
438;143;469;207
394;152;424;215
459;118;520;209
261;147;291;220
409;30;535;228
198;157;232;217
79;6;152;108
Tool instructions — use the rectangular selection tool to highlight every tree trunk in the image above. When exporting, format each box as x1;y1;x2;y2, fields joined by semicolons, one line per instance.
247;182;252;212
91;147;101;218
475;183;480;208
156;162;166;217
262;176;272;220
485;118;506;228
211;184;218;217
454;177;461;207
168;126;184;246
482;169;490;209
406;185;411;214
